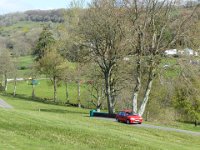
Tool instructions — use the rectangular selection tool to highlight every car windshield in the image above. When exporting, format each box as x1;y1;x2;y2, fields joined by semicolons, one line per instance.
126;112;138;116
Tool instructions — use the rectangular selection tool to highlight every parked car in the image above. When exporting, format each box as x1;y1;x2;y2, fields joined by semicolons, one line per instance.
116;110;143;124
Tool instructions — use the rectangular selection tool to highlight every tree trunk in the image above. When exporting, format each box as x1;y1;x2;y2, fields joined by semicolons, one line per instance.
13;76;17;96
132;56;141;113
65;82;69;103
53;76;57;102
138;79;153;116
96;96;101;112
105;73;115;114
195;120;198;127
4;73;8;91
32;84;35;99
77;80;81;108
145;111;149;121
138;64;155;116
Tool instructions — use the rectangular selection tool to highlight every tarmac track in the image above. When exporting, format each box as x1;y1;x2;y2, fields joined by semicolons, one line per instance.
0;99;13;109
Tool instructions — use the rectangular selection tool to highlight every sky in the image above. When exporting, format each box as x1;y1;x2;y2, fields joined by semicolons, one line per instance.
0;0;91;15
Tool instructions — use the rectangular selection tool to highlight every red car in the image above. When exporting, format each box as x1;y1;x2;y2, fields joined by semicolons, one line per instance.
116;110;143;124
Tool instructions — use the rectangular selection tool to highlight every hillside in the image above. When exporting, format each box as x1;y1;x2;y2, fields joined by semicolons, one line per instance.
0;9;65;26
0;9;66;56
0;96;199;150
0;2;199;143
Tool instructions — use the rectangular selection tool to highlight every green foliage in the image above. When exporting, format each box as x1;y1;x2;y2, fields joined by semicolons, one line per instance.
172;62;200;123
18;56;32;67
37;50;66;78
33;26;55;61
35;48;70;102
174;84;200;122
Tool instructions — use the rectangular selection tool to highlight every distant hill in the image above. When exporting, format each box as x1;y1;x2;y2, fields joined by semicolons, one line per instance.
0;9;66;56
0;9;65;26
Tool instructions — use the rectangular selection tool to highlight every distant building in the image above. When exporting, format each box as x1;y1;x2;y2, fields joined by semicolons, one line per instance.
183;48;198;56
123;57;130;61
164;48;198;57
164;49;177;56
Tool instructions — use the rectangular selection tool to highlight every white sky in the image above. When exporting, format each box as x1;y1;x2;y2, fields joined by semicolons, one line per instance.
0;0;91;15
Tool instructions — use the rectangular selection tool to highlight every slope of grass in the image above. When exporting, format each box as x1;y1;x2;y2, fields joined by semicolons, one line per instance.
160;57;180;77
17;55;33;68
0;21;43;34
7;79;91;107
16;55;34;77
0;95;200;150
15;55;77;78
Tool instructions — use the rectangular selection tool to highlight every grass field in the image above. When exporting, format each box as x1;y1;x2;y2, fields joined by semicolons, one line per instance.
6;79;91;107
17;55;33;68
0;21;44;36
16;55;34;77
0;95;200;150
6;55;90;106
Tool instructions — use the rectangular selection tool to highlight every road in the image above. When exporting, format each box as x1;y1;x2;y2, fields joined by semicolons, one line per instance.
93;117;200;136
0;99;13;109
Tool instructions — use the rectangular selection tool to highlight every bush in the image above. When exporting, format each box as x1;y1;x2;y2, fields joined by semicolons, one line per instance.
18;66;27;70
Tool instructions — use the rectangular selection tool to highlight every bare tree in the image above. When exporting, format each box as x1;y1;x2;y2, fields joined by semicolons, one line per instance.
80;0;127;114
124;0;198;116
12;57;18;96
86;64;105;112
62;1;87;108
0;49;14;91
62;66;75;103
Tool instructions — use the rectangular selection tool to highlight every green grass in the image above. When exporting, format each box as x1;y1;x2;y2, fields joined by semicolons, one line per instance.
7;79;92;107
0;95;200;150
16;55;34;77
0;21;44;33
15;55;77;78
17;55;34;68
160;57;180;78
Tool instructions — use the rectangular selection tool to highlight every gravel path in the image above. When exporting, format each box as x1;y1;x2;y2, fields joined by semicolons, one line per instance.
136;123;200;136
0;99;13;109
93;117;200;136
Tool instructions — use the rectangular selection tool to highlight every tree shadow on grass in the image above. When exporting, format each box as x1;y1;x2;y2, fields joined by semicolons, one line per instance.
39;108;88;115
1;92;56;104
2;92;64;104
177;120;200;126
0;92;87;114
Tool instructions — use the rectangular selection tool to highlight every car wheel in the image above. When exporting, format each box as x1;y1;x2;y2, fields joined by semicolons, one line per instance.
126;120;130;124
138;122;142;124
116;118;120;122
